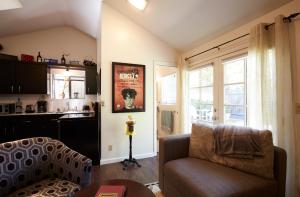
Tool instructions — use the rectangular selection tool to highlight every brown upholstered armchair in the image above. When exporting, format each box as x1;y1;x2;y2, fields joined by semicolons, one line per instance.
0;137;92;197
159;134;287;197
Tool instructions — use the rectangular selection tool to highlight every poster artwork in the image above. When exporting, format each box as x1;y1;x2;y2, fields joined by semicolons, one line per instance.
112;62;145;113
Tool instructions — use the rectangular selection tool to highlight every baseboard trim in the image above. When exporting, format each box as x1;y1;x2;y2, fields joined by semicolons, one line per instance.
100;152;157;165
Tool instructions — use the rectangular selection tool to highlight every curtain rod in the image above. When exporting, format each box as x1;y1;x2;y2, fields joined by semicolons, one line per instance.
185;12;300;61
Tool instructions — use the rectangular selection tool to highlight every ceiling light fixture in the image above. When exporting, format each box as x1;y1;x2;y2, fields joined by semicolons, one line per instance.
0;0;23;11
128;0;148;10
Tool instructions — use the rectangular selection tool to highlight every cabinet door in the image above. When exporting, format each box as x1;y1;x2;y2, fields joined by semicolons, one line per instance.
15;62;47;94
85;66;97;95
0;60;15;94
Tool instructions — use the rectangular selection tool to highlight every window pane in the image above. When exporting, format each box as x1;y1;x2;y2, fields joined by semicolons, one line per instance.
161;73;176;104
224;59;244;84
223;56;247;126
189;66;213;87
199;66;213;86
224;105;245;126
224;84;244;105
71;80;85;99
54;78;69;99
189;70;200;88
189;65;213;125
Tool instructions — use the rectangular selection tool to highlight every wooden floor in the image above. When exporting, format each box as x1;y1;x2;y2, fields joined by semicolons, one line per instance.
92;157;158;185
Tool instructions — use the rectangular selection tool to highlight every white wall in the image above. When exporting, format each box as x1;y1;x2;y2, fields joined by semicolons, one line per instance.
100;3;178;164
0;26;97;111
0;26;97;63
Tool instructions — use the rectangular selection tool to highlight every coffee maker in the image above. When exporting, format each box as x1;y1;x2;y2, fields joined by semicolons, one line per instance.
37;101;47;113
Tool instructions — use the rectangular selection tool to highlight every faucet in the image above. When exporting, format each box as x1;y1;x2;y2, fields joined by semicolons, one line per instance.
66;101;70;112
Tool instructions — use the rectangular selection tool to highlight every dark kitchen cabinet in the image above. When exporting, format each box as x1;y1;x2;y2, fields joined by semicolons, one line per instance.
0;115;60;143
59;116;100;165
15;62;47;94
0;60;47;94
85;65;97;95
0;60;15;94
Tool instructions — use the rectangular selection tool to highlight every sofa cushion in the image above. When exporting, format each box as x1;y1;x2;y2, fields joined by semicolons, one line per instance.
7;178;80;197
189;123;274;179
164;157;277;197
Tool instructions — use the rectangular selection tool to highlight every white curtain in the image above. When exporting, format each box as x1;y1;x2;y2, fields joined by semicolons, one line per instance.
248;15;298;196
178;56;189;133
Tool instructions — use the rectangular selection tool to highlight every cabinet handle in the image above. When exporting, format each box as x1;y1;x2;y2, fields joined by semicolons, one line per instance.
24;120;32;123
88;87;90;93
4;128;7;136
11;85;14;93
18;85;21;93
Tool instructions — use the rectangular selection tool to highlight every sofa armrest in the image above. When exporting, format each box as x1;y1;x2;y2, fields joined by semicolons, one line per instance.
50;141;92;188
159;134;190;192
273;146;287;197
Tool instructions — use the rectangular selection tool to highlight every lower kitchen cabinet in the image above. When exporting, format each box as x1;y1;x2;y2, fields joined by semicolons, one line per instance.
59;117;100;165
0;114;100;165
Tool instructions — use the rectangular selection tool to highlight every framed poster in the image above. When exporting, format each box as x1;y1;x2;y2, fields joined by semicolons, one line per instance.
112;62;145;113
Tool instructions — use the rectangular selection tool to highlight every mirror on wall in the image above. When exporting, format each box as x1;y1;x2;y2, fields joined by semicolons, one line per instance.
50;68;85;99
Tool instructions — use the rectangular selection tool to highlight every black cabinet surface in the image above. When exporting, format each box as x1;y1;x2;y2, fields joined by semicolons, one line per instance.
85;66;97;95
0;60;15;94
0;115;61;143
0;60;47;94
59;117;100;165
0;113;100;165
15;62;47;94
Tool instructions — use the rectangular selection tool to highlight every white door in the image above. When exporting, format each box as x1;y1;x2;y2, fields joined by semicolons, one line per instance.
155;64;179;140
186;53;248;132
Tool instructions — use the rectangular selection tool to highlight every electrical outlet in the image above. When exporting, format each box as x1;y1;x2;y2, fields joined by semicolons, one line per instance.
100;101;105;107
296;103;300;114
108;145;112;151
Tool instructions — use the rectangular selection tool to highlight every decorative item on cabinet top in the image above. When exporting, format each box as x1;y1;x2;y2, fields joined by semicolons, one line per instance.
21;54;34;62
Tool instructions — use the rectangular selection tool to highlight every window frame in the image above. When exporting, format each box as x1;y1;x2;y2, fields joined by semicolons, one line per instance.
187;52;248;130
160;72;177;105
52;74;86;100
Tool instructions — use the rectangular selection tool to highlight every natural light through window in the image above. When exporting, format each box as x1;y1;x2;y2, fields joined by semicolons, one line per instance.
161;73;177;105
188;65;214;125
223;57;247;126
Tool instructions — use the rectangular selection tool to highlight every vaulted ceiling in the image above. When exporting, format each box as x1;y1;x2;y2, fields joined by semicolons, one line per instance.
105;0;292;51
0;0;101;38
0;0;293;51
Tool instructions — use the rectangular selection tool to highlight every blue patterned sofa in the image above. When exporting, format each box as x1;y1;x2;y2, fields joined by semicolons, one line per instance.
0;137;92;197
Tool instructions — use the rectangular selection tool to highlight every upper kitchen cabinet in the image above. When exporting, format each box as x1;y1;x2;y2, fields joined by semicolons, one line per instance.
0;60;16;94
15;62;47;94
85;65;97;95
0;60;47;94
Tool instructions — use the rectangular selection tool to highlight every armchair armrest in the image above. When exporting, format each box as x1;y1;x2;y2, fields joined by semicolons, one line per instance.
50;140;92;188
159;134;190;192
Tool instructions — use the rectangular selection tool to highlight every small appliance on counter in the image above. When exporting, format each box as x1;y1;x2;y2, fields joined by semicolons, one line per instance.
82;105;90;111
37;100;47;113
15;98;23;113
0;103;15;114
25;105;35;113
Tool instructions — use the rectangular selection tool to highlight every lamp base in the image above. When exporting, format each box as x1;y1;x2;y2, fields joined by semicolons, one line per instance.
121;158;141;170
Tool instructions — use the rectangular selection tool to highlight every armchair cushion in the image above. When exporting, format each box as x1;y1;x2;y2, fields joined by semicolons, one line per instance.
7;178;80;197
0;137;92;197
189;123;274;179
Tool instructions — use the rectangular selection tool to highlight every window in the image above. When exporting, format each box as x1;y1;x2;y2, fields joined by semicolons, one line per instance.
187;54;247;129
161;73;177;104
51;69;85;99
223;57;247;126
188;65;213;124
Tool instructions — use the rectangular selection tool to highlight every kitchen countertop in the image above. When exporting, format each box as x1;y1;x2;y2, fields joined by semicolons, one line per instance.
0;111;95;117
59;113;95;119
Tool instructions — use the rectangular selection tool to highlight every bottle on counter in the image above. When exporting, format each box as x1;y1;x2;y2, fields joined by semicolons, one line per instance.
15;98;23;113
37;51;42;62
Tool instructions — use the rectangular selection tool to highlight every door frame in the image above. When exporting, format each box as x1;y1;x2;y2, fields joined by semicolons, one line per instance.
153;60;177;153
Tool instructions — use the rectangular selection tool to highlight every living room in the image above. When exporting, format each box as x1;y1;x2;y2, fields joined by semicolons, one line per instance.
0;0;300;196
